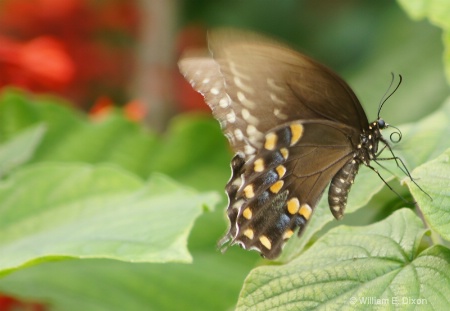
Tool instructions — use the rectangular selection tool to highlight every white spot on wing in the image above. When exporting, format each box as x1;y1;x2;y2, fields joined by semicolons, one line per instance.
270;93;286;105
247;125;263;145
232;198;244;208
241;109;260;125
241;109;250;119
237;91;256;109
246;125;258;135
219;96;230;108
234;129;244;140
226;111;236;123
234;77;254;94
211;87;220;95
267;78;284;91
244;144;256;155
274;108;288;120
249;136;261;146
246;125;263;142
229;61;251;80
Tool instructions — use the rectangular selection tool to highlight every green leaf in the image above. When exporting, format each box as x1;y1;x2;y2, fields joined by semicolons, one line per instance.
385;96;450;170
0;124;46;178
397;0;450;29
397;0;450;83
407;148;450;242
0;251;257;311
237;209;450;310
0;163;219;275
149;114;231;191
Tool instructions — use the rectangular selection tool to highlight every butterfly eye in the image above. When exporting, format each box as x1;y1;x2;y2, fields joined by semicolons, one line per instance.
377;119;386;129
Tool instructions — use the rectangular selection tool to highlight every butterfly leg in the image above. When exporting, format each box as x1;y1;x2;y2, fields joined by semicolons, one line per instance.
376;138;431;200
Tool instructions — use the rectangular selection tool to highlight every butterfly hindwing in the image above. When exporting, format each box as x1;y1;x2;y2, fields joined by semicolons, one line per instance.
221;120;356;259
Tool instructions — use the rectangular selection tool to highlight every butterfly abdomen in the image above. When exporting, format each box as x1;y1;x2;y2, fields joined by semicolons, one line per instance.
328;160;360;219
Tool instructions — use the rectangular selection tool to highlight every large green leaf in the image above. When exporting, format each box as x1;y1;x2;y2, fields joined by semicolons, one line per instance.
0;123;46;178
386;97;450;170
0;251;257;311
237;209;450;310
407;148;450;242
0;163;219;276
397;0;450;83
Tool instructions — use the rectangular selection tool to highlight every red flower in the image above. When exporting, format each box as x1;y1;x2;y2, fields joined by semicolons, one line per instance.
0;293;46;311
89;96;147;122
0;36;74;90
174;25;210;112
0;0;140;109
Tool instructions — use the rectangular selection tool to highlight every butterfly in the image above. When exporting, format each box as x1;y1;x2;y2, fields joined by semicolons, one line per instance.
178;29;406;259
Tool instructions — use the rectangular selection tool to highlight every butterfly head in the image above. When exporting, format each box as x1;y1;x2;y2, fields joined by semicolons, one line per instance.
377;118;387;129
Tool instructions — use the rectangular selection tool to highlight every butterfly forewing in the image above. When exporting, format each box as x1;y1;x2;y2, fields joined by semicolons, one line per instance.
178;29;370;259
208;29;369;133
179;56;259;155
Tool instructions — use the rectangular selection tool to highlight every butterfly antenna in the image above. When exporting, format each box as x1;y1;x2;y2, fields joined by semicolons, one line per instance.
378;73;403;119
388;124;403;143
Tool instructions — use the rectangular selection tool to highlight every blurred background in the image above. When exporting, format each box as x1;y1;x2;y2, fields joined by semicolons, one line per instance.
0;0;448;310
0;0;448;130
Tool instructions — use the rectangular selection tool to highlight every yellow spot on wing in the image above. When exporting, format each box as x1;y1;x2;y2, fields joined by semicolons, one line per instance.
254;158;265;172
280;148;289;159
244;228;254;239
259;235;272;249
264;133;277;150
299;204;312;220
243;207;252;219
287;197;300;214
276;165;286;178
283;229;294;239
270;180;284;193
244;185;255;198
290;123;304;145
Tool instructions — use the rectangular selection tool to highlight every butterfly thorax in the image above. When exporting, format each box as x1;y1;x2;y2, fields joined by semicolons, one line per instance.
358;119;386;164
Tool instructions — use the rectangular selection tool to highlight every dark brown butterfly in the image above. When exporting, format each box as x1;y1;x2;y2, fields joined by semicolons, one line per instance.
178;29;400;259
